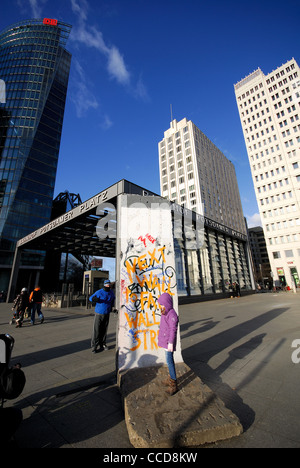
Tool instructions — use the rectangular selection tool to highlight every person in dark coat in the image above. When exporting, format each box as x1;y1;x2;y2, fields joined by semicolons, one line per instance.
12;288;30;327
89;280;115;353
29;286;44;325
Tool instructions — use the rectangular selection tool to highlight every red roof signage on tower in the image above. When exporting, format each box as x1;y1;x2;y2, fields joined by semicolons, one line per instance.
43;18;58;26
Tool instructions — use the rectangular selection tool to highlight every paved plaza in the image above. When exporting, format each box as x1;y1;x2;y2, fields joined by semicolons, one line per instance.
0;291;300;448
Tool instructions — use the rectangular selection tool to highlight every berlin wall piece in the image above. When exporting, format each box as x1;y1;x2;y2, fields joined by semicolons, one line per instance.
116;195;183;371
116;194;242;447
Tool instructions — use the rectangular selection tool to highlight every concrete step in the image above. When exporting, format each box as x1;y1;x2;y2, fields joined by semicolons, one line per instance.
119;362;243;448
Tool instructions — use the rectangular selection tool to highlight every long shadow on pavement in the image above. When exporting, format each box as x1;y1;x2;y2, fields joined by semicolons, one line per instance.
182;307;288;433
10;370;129;448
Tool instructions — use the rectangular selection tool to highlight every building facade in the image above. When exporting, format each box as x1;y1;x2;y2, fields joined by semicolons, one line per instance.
248;226;271;288
234;59;300;290
0;18;72;291
158;119;253;297
158;118;246;234
9;179;254;303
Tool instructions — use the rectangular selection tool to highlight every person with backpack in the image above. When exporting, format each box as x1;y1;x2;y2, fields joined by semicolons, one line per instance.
29;286;45;325
11;288;30;327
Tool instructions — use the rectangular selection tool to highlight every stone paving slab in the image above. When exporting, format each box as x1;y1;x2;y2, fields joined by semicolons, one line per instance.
1;293;300;448
119;362;243;448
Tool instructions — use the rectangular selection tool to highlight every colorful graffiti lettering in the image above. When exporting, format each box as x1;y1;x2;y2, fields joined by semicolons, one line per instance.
121;238;176;352
138;233;156;247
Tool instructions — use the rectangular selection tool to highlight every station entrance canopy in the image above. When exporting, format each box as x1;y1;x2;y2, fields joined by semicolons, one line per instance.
8;179;251;301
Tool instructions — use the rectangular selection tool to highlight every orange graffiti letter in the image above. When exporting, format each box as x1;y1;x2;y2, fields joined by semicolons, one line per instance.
150;330;158;350
125;258;137;283
131;330;141;351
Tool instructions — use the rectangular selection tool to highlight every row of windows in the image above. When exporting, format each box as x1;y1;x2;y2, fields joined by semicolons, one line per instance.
247;122;300;143
253;154;284;168
273;248;300;260
242;105;270;124
284;137;300;147
267;72;298;92
1;37;59;49
239;79;298;117
249;121;300;159
268;235;299;245
0;59;56;74
0;73;44;83
0;44;59;58
239;97;266;110
260;191;294;205
257;178;289;192
262;205;298;218
1;50;58;64
254;165;287;181
247;131;277;144
160;139;190;158
255;162;299;175
245;119;274;136
267;63;296;82
241;86;293;125
237;82;264;101
245;110;300;140
276;104;298;119
0;80;41;92
281;124;300;136
272;94;293;103
237;63;296;102
266;218;300;231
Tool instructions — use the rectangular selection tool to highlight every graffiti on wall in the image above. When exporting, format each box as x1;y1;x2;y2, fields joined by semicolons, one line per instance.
121;238;176;353
117;195;181;370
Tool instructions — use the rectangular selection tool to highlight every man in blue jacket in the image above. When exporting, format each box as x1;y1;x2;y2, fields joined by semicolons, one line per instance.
89;280;115;353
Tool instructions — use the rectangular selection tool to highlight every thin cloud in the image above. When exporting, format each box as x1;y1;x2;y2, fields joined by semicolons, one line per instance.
21;0;149;114
70;0;88;21
17;0;48;17
246;212;262;228
29;0;47;17
70;0;130;86
100;114;113;131
135;73;150;102
70;59;99;117
107;46;130;85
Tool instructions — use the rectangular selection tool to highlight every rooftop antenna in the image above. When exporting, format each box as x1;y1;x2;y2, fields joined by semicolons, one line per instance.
170;104;173;122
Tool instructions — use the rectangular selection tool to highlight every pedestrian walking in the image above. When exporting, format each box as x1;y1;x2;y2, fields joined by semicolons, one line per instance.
11;288;30;327
89;280;115;353
157;292;179;396
29;286;44;325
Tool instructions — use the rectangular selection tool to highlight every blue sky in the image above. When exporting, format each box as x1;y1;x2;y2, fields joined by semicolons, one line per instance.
1;0;300;234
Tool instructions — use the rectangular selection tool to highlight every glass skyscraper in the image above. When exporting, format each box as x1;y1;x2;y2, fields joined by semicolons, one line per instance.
0;19;72;291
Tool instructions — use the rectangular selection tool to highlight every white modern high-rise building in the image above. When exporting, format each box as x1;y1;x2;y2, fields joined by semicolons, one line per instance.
158;118;246;234
234;58;300;290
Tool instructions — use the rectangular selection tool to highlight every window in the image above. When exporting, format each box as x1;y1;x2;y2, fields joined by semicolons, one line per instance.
273;251;281;259
285;250;294;258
